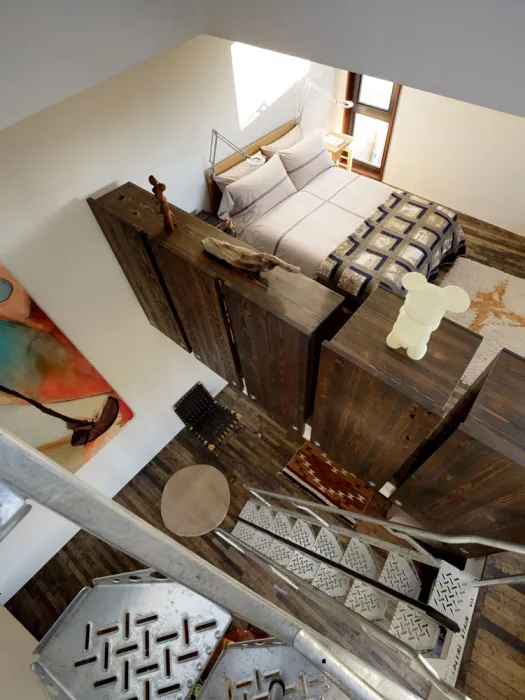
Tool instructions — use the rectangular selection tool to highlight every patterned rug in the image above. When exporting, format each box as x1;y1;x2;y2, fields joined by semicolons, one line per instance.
442;259;525;385
282;441;373;515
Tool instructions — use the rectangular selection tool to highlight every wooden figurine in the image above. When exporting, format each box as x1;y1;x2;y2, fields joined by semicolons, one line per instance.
149;175;176;234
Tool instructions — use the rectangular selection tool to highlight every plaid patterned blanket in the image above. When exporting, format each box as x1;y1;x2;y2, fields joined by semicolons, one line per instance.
318;190;466;299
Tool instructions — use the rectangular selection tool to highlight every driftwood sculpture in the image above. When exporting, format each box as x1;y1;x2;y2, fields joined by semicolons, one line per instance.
202;238;300;274
149;175;176;233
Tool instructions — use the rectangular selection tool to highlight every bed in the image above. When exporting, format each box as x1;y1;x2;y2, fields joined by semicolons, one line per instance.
205;122;466;302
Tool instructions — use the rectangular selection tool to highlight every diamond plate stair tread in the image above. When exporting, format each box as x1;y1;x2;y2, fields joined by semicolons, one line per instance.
239;501;260;525
379;553;421;600
314;528;343;562
312;564;351;598
429;561;474;619
232;521;258;545
344;580;388;621
32;570;231;700
389;603;440;652
256;505;274;531
340;539;376;578
289;518;316;550
270;512;293;539
267;540;296;567
286;551;321;581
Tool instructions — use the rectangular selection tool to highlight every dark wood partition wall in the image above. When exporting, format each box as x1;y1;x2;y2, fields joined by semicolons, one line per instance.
89;182;344;432
88;198;190;350
311;289;482;488
223;276;343;432
89;182;525;546
394;350;525;555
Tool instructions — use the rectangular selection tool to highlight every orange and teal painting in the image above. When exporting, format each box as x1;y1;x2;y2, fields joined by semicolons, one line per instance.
0;264;133;472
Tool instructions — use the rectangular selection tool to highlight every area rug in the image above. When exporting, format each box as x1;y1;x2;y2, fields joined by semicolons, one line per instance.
442;258;525;385
282;441;373;515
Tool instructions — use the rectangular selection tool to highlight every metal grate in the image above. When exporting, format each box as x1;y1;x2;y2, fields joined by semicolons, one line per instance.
312;565;351;598
379;553;421;600
289;519;316;550
340;540;376;578
389;603;440;653
428;561;473;618
344;581;388;621
286;551;321;581
198;638;342;699
32;569;231;700
239;501;260;526
314;528;343;563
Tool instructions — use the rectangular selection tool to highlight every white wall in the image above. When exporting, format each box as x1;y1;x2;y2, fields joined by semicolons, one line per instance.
383;87;525;237
204;0;525;121
0;35;337;602
0;0;203;131
0;607;44;699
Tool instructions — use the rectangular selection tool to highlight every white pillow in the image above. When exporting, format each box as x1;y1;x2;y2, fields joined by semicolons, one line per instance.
261;125;303;157
279;129;334;190
213;151;266;192
218;155;296;235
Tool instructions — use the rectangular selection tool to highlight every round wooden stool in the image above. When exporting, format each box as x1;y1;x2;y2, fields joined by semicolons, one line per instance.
160;465;230;537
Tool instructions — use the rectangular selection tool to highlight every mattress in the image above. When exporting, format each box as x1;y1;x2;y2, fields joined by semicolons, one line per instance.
236;167;392;278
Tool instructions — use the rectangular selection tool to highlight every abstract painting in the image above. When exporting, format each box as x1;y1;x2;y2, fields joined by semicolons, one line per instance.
0;264;133;472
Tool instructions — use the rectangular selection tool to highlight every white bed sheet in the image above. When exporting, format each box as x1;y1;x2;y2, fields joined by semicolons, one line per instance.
236;167;392;278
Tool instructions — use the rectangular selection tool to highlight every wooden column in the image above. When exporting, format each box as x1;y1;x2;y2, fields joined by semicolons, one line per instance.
311;288;481;488
87;193;190;351
222;274;344;434
394;350;525;556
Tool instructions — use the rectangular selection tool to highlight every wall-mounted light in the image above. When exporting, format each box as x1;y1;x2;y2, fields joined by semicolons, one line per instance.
296;79;353;124
209;129;265;177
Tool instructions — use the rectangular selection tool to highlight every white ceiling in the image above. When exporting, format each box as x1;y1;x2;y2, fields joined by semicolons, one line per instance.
2;0;525;133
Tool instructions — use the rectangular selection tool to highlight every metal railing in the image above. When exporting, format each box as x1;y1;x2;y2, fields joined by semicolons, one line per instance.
247;486;525;588
2;430;524;698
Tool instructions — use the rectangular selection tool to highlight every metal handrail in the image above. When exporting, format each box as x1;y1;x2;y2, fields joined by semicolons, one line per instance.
216;528;469;700
0;428;411;700
247;486;525;587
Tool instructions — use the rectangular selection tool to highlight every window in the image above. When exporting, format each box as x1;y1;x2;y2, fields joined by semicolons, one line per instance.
342;74;401;180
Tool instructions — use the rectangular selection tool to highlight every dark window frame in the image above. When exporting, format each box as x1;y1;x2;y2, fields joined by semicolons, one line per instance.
342;73;401;181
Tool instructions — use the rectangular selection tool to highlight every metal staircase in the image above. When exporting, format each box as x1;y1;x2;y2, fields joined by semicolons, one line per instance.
2;429;525;700
219;491;478;690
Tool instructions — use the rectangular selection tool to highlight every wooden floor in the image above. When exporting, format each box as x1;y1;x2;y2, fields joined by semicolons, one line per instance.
6;214;525;699
457;212;525;279
6;388;430;698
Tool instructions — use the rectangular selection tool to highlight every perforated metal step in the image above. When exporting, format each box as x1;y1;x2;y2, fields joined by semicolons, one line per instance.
379;553;421;599
344;580;388;621
198;638;348;699
389;603;440;653
32;569;231;700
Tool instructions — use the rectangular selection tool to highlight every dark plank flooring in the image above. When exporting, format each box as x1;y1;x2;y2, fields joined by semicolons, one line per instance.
458;212;525;279
457;554;525;700
6;388;430;698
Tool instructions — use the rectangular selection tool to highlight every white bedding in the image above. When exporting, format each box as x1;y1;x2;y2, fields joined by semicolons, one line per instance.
235;167;392;278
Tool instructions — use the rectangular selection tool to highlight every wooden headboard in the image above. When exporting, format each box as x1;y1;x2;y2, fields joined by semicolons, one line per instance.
205;120;297;215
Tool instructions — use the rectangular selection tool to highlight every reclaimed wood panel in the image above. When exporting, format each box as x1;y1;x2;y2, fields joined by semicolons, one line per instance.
223;280;343;432
154;243;242;386
88;198;190;350
394;351;525;556
311;288;481;487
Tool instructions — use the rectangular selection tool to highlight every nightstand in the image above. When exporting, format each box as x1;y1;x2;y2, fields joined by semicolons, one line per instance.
325;131;353;170
196;210;232;234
